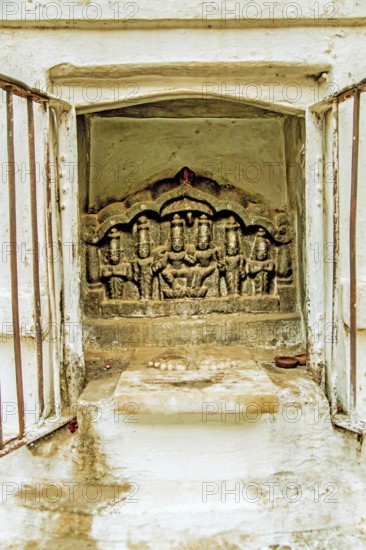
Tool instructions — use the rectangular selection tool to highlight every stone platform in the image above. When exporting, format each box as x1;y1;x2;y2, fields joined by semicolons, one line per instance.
113;346;281;415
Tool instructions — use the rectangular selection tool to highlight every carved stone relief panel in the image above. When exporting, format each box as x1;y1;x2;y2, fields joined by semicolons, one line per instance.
82;167;295;317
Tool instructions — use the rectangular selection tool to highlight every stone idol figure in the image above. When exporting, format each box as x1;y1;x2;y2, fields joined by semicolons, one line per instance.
155;213;222;299
153;214;196;299
101;227;132;299
247;228;275;295
131;216;156;300
189;214;220;297
219;216;246;297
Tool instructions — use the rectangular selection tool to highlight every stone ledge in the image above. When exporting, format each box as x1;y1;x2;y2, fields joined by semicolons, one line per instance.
83;311;304;349
98;295;281;318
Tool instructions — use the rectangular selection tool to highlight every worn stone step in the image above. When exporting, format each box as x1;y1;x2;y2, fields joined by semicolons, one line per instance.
77;347;338;483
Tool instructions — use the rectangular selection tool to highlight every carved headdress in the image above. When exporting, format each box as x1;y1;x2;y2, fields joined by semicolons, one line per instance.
136;215;150;244
135;215;151;258
197;214;212;242
225;216;240;253
171;214;184;239
252;227;269;261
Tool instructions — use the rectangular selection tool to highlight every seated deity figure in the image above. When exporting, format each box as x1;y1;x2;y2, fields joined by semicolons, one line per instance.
219;217;246;297
189;214;220;297
101;227;132;299
131;216;155;300
246;227;275;295
153;214;195;298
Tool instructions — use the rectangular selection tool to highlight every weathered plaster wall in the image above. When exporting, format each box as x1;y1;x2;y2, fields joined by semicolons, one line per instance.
284;115;306;319
87;115;287;210
0;19;362;412
0;26;365;107
322;92;366;417
0;0;365;488
0;4;366;549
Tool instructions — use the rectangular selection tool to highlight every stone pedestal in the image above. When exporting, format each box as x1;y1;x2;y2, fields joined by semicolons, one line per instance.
113;346;280;416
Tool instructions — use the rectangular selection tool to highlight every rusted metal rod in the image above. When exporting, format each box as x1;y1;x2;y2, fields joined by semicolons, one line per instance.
27;96;44;415
6;90;25;437
45;106;56;305
45;105;59;407
350;90;360;410
0;73;49;103
331;100;339;305
331;99;339;412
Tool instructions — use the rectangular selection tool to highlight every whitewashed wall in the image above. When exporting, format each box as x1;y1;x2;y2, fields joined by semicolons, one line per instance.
0;2;365;432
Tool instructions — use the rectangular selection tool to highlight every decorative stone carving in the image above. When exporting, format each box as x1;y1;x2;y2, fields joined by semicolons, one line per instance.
132;216;155;300
101;228;132;299
158;214;197;299
82;167;296;316
108;227;121;265
247;228;275;295
277;244;293;280
86;244;101;287
220;216;246;297
189;214;220;297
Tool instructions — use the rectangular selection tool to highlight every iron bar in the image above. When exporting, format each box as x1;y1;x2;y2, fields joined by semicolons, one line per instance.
27;96;44;414
331;99;339;412
6;90;25;437
45;106;56;316
0;416;72;459
0;74;65;456
45;105;60;412
0;74;49;103
349;90;360;409
310;76;366;111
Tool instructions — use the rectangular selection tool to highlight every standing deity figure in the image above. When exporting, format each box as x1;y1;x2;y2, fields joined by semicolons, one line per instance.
247;228;274;295
132;216;155;300
101;227;132;299
189;214;220;297
220;217;246;297
154;214;195;298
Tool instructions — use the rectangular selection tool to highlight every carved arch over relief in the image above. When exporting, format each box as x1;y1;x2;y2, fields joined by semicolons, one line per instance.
82;167;296;317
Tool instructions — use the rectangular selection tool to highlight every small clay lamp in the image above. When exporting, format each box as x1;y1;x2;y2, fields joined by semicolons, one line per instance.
294;352;307;366
274;356;299;369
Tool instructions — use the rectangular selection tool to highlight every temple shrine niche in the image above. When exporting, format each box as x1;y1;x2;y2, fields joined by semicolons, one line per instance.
82;167;296;317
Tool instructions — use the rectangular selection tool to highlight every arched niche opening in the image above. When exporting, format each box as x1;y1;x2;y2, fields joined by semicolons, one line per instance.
77;96;305;368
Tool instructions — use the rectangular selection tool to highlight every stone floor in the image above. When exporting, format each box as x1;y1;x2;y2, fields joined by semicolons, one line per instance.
1;347;366;549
